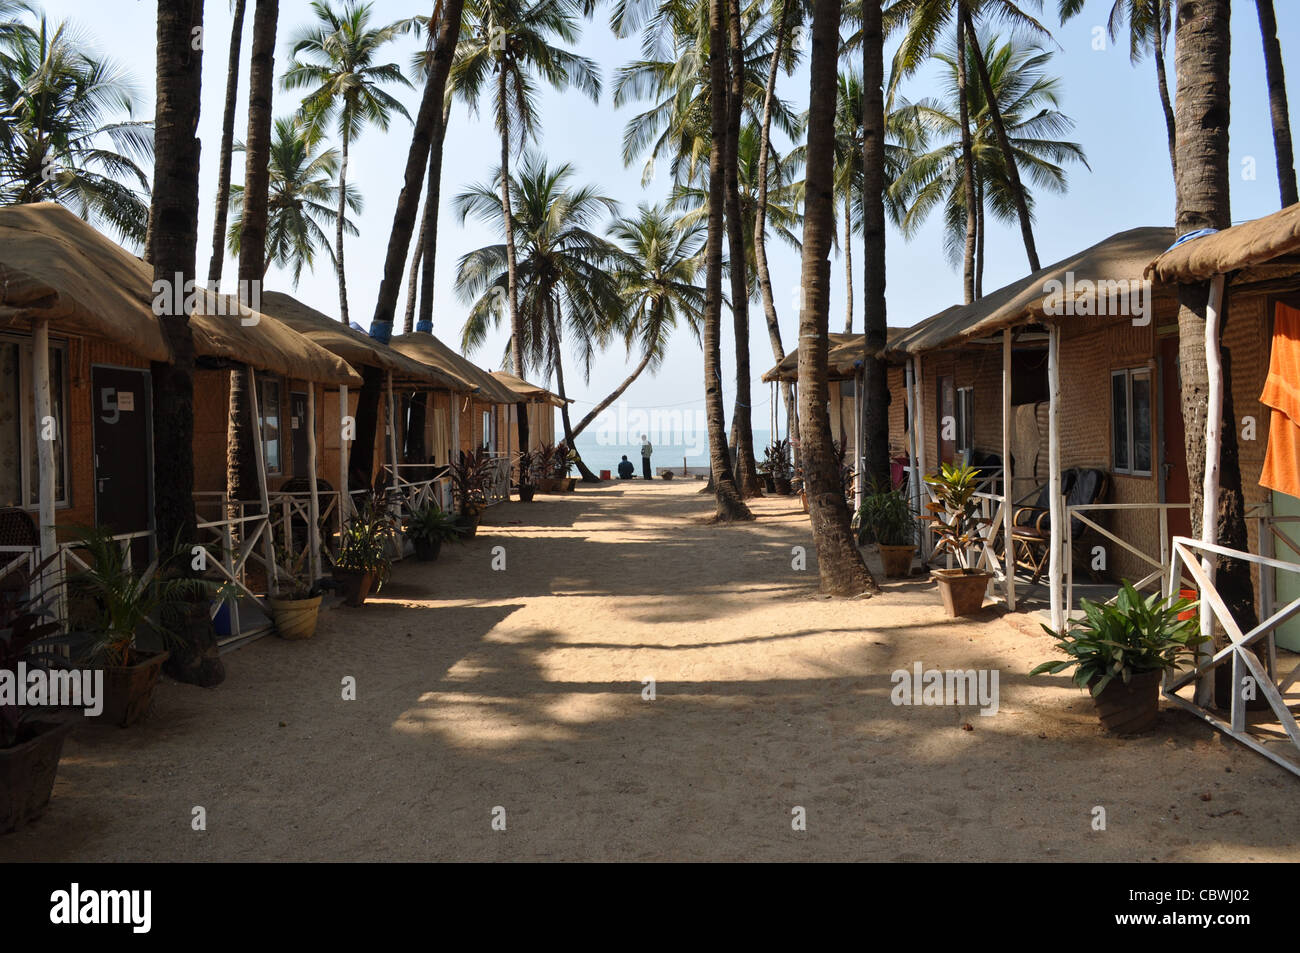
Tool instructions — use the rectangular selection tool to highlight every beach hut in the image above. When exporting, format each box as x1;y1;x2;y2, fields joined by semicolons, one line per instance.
0;202;361;643
489;371;563;453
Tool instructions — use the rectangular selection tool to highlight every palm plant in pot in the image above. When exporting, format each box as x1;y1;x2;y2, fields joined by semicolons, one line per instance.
516;448;538;502
450;448;493;536
269;545;323;640
1030;582;1205;734
0;555;76;832
767;439;793;495
924;462;993;616
857;481;917;577
332;492;398;607
65;529;204;727
404;500;464;561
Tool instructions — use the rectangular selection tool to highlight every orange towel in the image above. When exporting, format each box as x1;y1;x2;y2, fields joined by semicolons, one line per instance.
1260;303;1300;499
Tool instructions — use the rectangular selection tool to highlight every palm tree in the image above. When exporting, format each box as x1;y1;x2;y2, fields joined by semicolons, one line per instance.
834;70;862;334
149;0;221;685
1171;0;1258;673
226;117;360;286
0;14;154;245
565;203;707;440
283;0;413;324
889;35;1087;297
227;0;279;508
454;155;625;480
452;0;601;458
1255;0;1296;207
207;0;248;285
799;0;872;589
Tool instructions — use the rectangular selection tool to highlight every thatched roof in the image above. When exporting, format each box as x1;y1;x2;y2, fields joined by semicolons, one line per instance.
490;370;569;406
760;329;910;382
888;226;1177;356
388;332;519;404
260;291;463;390
1146;203;1300;285
0;203;360;385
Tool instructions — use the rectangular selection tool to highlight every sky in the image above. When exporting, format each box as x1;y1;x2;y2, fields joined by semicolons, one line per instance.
41;0;1300;435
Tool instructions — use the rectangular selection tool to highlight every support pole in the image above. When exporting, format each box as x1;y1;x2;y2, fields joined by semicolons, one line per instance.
306;383;321;583
904;357;920;544
1048;324;1063;631
32;317;59;608
1002;328;1016;611
1200;273;1227;651
854;368;865;510
338;383;351;520
450;390;461;461
505;400;514;498
247;368;278;595
386;370;399;487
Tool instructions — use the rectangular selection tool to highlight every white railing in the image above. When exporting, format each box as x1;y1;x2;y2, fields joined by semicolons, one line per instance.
1164;536;1300;777
1064;502;1193;611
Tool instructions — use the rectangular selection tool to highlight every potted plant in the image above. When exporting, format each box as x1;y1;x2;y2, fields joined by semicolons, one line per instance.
661;470;674;480
1;555;75;832
404;500;464;561
332;493;397;607
450;449;493;536
857;481;917;577
768;440;793;495
65;529;203;727
516;449;538;503
552;443;578;492
924;462;993;616
268;546;323;640
532;442;557;493
1031;582;1205;734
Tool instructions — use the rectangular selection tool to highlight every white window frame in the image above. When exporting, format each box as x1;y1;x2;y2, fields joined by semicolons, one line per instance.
1111;366;1153;477
481;409;491;450
260;376;283;476
2;333;71;510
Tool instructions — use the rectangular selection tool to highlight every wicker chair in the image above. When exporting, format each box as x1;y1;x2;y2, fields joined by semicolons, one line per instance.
1009;468;1109;585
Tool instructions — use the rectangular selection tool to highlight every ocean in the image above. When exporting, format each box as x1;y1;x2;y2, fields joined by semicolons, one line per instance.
573;428;775;478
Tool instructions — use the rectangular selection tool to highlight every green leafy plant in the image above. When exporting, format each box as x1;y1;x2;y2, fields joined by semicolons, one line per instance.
404;500;465;546
516;448;538;489
857;481;917;547
924;462;986;572
1029;582;1207;697
273;544;319;601
65;529;205;668
335;493;398;589
0;555;70;747
761;439;792;479
449;448;493;513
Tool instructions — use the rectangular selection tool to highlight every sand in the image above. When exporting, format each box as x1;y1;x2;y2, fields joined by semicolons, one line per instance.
4;480;1298;862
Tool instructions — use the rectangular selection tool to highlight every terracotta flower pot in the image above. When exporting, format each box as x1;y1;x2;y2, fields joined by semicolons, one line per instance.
269;594;322;640
879;544;916;578
1089;669;1162;734
932;568;991;617
332;568;376;607
100;650;170;727
0;718;73;833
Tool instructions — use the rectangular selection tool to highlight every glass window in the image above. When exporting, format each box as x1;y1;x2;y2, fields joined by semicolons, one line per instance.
1111;368;1152;475
261;378;281;474
1132;370;1152;474
957;386;974;456
2;337;69;508
1111;371;1129;472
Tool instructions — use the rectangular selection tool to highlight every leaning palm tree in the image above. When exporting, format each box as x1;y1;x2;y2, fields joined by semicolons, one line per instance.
454;154;626;480
283;0;413;324
889;34;1087;298
452;0;601;457
1254;0;1296;207
0;14;154;245
226;117;360;286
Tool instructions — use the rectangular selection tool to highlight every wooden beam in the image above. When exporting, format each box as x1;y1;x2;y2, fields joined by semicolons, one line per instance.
247;368;278;595
32;316;59;616
306;384;321;583
1048;324;1063;631
338;383;351;520
1002;328;1015;611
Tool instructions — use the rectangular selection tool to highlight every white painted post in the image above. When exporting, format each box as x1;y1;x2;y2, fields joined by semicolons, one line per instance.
247;368;278;594
1200;273;1227;661
1002;328;1016;611
913;355;929;557
32;318;59;607
338;383;351;521
305;384;321;583
1048;324;1063;631
386;370;400;487
904;358;919;544
505;399;514;498
450;390;461;461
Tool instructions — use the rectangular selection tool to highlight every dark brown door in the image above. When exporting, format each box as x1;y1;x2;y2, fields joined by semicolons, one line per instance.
1159;337;1192;541
937;375;956;465
290;391;309;479
92;366;153;564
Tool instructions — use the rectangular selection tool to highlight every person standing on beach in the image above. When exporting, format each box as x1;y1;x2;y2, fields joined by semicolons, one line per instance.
640;434;653;480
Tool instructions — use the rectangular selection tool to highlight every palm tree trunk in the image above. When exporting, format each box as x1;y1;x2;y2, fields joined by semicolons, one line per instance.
843;192;853;333
403;204;425;334
546;297;599;482
228;0;278;506
1173;0;1259;689
860;0;890;490
352;0;463;477
705;0;752;521
1153;15;1177;181
1256;0;1297;207
725;0;762;498
568;344;657;441
207;0;247;286
753;0;796;452
800;0;874;593
498;66;531;460
418;99;453;331
960;3;1040;272
975;174;984;298
956;13;977;305
336;129;351;323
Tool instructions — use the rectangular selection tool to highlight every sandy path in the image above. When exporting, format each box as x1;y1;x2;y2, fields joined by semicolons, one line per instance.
4;480;1298;862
